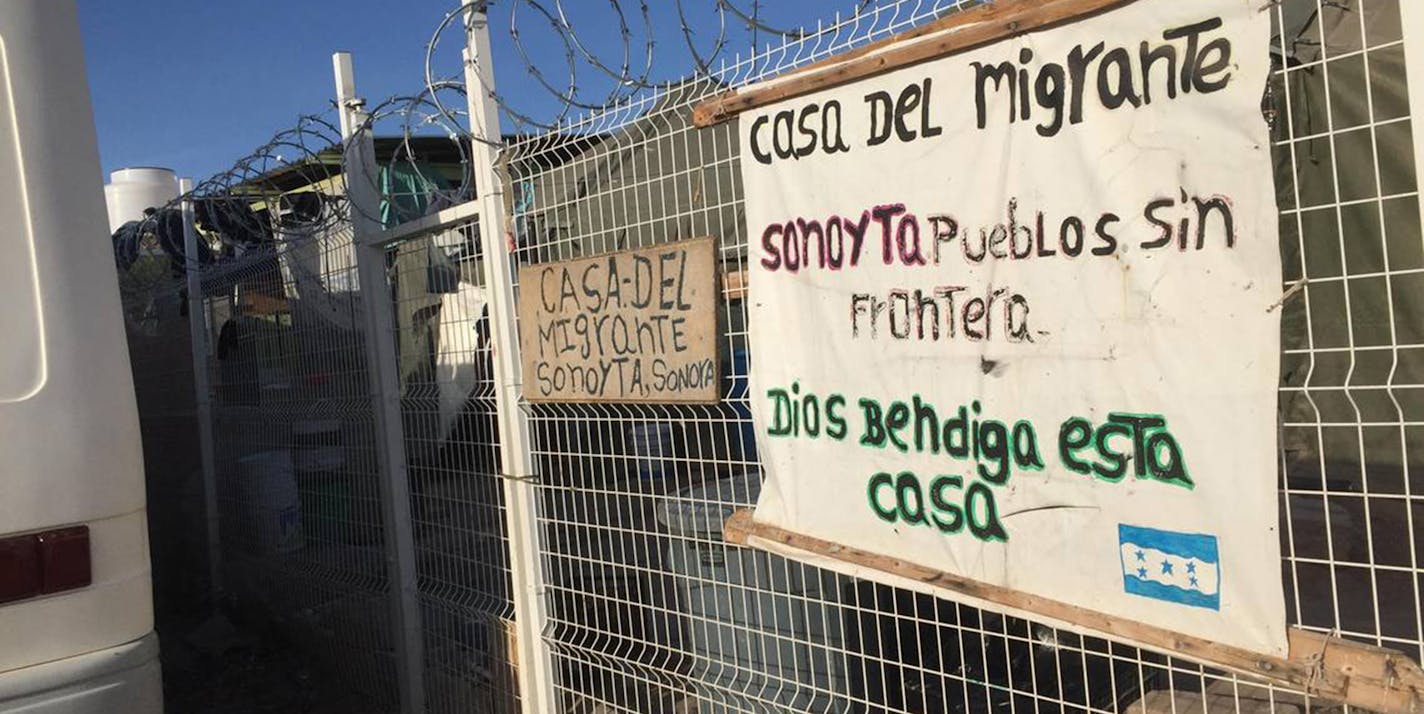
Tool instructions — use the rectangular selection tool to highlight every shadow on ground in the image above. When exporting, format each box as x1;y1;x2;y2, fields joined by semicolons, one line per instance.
160;615;386;714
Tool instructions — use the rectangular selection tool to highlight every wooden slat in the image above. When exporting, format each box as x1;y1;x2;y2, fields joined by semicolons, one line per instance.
724;509;1424;713
1288;629;1424;713
239;291;289;316
722;268;748;301
693;0;1138;127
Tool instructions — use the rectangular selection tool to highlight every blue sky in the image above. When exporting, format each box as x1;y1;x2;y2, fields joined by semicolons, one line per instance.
77;0;850;183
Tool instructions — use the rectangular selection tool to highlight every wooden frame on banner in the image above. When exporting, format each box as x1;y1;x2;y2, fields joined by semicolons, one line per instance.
693;0;1139;127
722;509;1424;713
704;2;1424;709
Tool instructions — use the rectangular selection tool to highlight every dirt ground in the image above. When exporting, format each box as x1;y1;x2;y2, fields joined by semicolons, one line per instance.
160;617;387;714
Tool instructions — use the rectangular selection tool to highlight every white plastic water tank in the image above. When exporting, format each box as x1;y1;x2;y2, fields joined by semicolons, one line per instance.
104;167;179;233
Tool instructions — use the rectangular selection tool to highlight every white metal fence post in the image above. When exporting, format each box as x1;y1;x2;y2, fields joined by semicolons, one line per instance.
460;5;560;712
1392;0;1424;668
180;177;223;602
333;51;427;714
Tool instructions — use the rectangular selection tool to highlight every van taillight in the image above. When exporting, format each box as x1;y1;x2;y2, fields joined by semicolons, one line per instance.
0;526;89;604
0;536;39;603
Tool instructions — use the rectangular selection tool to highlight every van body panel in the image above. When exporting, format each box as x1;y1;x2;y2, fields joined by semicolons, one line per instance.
0;0;156;697
0;0;147;534
0;633;161;713
0;511;153;673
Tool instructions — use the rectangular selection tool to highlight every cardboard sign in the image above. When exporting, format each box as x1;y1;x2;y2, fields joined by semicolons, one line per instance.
738;0;1287;655
518;237;719;403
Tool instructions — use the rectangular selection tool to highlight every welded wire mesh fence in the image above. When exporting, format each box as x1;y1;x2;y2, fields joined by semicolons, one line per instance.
109;1;1424;712
380;217;523;713
194;223;401;709
1271;0;1424;666
497;1;1422;712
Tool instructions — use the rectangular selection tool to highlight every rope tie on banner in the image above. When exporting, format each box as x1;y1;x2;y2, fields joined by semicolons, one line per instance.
1268;279;1308;313
1301;628;1337;696
498;471;543;484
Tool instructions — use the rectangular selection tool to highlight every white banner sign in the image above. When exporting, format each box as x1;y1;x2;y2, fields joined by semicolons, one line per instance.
741;0;1286;654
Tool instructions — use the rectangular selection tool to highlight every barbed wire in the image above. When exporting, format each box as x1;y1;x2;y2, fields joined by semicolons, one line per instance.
428;0;896;143
112;0;943;277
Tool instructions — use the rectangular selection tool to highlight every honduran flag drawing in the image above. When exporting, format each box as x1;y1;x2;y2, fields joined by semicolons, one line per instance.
1118;525;1221;611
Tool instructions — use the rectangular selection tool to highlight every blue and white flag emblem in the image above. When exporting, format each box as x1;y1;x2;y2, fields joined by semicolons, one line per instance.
1118;525;1220;611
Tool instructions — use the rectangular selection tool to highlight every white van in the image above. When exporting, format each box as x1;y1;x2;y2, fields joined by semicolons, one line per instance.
0;0;162;711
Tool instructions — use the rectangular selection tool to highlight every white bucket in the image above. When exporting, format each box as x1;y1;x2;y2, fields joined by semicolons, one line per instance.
292;419;344;473
237;451;304;554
